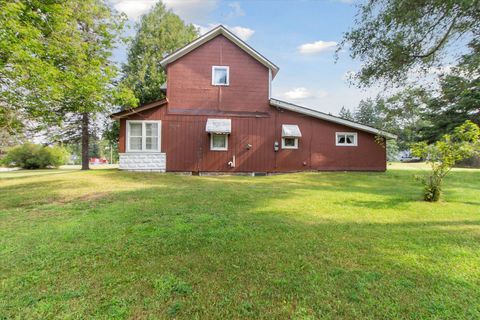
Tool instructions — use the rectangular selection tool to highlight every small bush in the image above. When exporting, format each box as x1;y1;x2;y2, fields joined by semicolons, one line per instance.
411;121;480;202
2;143;69;169
420;175;442;202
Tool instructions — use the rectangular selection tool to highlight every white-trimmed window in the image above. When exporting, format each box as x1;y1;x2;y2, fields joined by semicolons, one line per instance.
281;124;301;149
336;132;357;146
282;137;298;149
210;134;228;151
212;66;229;86
126;120;161;152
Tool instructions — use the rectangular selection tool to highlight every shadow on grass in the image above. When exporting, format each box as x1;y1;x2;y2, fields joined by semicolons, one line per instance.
0;169;78;181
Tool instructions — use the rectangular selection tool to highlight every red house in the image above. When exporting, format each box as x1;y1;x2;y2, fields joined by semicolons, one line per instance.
111;26;395;174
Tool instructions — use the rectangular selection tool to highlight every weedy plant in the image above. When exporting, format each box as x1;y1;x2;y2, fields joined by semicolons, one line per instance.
412;121;480;201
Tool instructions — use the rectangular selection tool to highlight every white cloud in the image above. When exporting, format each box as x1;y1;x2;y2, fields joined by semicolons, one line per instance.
298;40;338;55
229;26;255;41
163;0;218;22
112;0;218;22
195;23;255;41
226;2;245;19
112;0;157;21
283;87;314;100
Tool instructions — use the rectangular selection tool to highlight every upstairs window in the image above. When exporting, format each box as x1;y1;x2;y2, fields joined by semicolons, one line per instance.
336;132;357;146
127;121;161;152
212;66;229;86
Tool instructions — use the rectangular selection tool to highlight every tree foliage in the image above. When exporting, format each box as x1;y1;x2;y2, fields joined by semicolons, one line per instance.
412;120;480;201
421;74;479;142
1;0;127;170
0;0;69;133
340;0;480;87
121;2;198;106
379;88;431;149
420;43;480;142
353;99;384;128
339;106;354;120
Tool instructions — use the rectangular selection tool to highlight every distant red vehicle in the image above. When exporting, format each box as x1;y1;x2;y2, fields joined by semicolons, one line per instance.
89;158;108;165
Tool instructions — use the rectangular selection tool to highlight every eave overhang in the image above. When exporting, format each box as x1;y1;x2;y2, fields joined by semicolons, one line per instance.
110;99;168;120
160;25;280;78
270;98;397;139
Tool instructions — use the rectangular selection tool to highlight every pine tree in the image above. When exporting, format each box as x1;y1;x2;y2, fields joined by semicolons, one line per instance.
121;2;198;105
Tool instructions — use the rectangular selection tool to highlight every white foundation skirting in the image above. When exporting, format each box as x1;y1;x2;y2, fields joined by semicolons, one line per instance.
119;153;166;172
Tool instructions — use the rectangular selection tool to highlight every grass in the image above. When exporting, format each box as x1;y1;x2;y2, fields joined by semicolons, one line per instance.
0;164;479;319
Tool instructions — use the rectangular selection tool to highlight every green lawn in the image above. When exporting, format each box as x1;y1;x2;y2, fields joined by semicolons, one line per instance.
1;165;479;319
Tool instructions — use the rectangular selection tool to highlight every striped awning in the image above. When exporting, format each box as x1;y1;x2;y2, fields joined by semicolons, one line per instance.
282;124;302;137
206;118;231;134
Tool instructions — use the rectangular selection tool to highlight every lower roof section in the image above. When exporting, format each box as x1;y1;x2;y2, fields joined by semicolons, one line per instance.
270;98;397;139
110;99;168;119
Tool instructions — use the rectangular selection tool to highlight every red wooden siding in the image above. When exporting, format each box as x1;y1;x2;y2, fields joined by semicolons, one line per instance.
167;35;270;113
117;32;387;172
119;106;386;172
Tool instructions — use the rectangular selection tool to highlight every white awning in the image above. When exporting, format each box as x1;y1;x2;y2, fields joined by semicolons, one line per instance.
206;118;231;134
282;124;302;137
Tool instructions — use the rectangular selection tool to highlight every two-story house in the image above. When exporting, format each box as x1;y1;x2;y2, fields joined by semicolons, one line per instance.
111;25;396;174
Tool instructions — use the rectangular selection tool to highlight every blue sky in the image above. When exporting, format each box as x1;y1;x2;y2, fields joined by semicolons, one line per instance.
111;0;377;115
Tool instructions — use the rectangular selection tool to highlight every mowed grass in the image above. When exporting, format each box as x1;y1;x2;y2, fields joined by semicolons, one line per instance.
0;165;479;319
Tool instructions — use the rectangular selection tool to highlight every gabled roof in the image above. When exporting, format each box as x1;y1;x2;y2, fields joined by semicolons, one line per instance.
110;99;167;119
270;98;397;139
160;25;280;78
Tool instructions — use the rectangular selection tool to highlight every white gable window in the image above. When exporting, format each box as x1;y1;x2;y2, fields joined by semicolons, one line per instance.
212;66;229;86
281;124;301;149
126;120;161;152
336;132;358;146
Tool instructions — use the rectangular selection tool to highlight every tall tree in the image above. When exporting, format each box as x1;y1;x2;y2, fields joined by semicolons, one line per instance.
121;2;198;105
0;1;68;136
53;0;126;170
420;42;480;142
0;0;127;170
353;99;383;128
340;0;480;87
379;88;431;149
421;74;480;142
339;106;354;120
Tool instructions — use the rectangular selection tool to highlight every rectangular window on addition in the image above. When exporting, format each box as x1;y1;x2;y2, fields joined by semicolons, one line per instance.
127;121;161;152
282;137;298;149
336;132;358;146
210;133;228;151
212;66;229;86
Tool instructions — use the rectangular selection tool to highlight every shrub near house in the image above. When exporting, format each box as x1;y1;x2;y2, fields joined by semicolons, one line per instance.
2;143;69;169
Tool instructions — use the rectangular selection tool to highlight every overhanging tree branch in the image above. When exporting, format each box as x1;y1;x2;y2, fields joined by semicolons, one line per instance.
409;17;457;59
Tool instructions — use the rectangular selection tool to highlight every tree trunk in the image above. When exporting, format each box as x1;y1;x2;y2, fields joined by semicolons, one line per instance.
81;112;90;170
